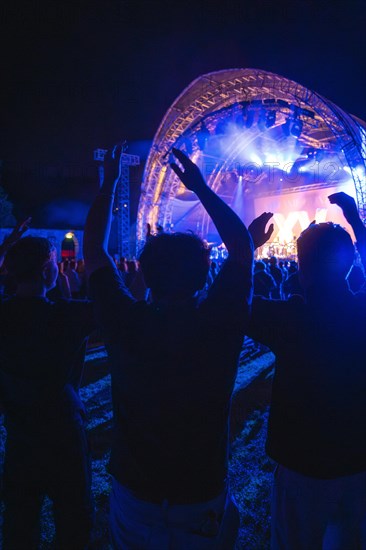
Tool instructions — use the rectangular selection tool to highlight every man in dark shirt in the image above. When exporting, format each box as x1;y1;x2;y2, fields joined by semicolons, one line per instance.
84;146;253;548
0;236;95;549
247;195;366;549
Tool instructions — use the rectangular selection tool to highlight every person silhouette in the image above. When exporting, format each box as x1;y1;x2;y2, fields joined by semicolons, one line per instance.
83;146;253;549
0;236;95;549
247;196;366;550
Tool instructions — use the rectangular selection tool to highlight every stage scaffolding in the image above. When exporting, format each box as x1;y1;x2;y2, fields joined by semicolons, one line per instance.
94;148;140;259
116;153;140;258
137;69;366;249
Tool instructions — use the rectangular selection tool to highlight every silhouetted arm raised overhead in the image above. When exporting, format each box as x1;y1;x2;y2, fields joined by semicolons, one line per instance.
170;148;254;265
329;192;366;270
0;217;31;268
83;145;123;276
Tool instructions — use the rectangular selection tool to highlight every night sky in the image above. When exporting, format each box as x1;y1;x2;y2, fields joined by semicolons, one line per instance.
1;0;365;226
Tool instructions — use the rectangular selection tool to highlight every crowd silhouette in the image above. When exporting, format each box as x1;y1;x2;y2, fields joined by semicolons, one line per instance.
0;147;365;549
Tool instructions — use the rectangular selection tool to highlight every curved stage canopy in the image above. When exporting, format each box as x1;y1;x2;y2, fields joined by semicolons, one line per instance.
137;69;366;255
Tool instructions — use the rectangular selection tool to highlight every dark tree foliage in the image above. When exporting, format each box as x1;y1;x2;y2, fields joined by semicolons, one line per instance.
0;186;15;227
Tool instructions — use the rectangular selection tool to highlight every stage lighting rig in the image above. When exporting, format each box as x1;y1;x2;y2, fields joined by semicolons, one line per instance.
266;110;276;128
282;117;292;137
235;113;245;128
291;119;303;138
245;109;255;128
182;137;193;155
215;118;230;136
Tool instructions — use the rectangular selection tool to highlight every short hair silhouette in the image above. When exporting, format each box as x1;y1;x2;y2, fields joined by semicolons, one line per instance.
254;260;266;272
297;222;354;282
5;236;55;283
139;232;210;299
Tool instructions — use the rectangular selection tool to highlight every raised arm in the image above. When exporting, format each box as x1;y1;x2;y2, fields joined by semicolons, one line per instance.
328;192;366;269
0;217;31;268
248;212;274;250
83;146;123;275
171;148;253;264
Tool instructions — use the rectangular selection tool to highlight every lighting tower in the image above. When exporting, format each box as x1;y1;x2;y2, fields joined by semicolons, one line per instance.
94;145;140;259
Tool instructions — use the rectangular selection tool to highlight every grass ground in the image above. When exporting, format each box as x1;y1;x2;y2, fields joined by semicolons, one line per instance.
1;338;274;549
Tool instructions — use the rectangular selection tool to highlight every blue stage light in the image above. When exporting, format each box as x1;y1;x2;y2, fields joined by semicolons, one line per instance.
215;119;230;136
282;117;292;137
183;137;193;155
266;110;276;128
291;119;303;138
196;123;210;150
235;114;245;128
245;110;255;128
257;109;267;132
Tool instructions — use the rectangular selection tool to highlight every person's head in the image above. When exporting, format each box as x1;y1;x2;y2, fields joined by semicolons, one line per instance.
4;237;58;291
254;260;266;272
139;232;210;301
297;222;354;289
269;256;277;266
288;260;298;275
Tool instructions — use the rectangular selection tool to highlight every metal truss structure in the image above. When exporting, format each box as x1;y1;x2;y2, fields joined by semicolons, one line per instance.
94;148;140;258
137;69;366;247
116;153;140;258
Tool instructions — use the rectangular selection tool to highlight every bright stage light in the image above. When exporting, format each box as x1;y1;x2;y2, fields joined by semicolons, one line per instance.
250;153;263;166
265;154;278;164
65;232;74;239
138;69;366;246
355;165;365;179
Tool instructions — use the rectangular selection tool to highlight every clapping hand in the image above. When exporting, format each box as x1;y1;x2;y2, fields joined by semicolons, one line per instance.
248;212;274;250
170;148;207;193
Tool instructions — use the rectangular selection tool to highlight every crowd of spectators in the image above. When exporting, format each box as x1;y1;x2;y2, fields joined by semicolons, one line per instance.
252;254;365;300
0;146;365;549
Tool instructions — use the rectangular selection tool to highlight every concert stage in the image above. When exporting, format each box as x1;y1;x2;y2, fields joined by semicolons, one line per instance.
137;69;366;256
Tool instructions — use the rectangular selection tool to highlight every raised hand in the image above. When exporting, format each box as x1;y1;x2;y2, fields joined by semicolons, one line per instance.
248;212;274;250
170;148;207;193
329;191;366;270
101;143;125;187
328;192;360;226
0;217;31;268
84;143;128;274
3;217;32;248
